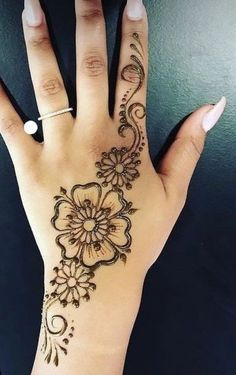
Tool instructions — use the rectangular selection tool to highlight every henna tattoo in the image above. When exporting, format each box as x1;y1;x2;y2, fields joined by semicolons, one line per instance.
130;43;143;59
41;184;136;365
132;32;144;53
50;259;96;307
41;295;74;366
96;33;146;190
42;32;145;366
96;147;141;190
41;259;96;365
52;184;133;268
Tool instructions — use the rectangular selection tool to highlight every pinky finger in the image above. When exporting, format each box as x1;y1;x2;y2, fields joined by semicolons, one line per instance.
0;82;41;170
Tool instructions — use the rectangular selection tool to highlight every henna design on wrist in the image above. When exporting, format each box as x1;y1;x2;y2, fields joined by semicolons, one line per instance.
41;32;145;366
41;258;95;365
41;295;74;367
41;184;136;365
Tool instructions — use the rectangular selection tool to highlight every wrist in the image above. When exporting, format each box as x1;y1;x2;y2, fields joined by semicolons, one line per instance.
33;261;145;374
43;257;146;336
43;252;147;309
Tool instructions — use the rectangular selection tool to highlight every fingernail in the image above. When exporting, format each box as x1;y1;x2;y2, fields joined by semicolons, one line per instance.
202;96;226;133
24;0;44;27
126;0;144;21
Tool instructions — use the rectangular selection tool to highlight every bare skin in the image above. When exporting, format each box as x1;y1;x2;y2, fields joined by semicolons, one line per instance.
0;0;225;374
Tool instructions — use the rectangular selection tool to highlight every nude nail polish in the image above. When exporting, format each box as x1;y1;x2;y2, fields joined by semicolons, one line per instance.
126;0;144;21
24;0;44;27
202;96;226;133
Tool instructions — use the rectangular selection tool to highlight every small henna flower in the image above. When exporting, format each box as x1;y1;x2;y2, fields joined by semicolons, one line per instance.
96;147;141;190
50;259;96;307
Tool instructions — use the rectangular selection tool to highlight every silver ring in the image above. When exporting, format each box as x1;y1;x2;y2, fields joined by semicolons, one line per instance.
38;107;73;121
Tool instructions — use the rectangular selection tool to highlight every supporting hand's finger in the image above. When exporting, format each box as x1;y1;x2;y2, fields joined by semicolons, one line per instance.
22;0;73;143
158;97;226;199
0;83;41;170
75;0;109;124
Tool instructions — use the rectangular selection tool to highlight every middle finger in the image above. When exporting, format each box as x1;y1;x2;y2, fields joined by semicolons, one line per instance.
75;0;109;124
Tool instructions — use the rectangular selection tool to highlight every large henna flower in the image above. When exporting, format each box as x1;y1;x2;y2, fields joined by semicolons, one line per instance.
96;147;141;190
50;259;96;307
52;183;133;269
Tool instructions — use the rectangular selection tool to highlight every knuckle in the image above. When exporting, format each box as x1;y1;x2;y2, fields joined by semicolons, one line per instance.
124;30;145;39
79;8;103;22
38;77;64;97
189;136;204;157
180;136;204;163
0;117;20;137
87;140;108;159
28;35;51;50
54;154;70;168
81;53;106;78
81;131;110;159
88;143;105;159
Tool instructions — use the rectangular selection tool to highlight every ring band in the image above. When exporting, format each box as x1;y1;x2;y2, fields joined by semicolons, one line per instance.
38;107;73;121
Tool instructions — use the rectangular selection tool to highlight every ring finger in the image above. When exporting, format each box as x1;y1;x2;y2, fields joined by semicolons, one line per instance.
22;0;74;144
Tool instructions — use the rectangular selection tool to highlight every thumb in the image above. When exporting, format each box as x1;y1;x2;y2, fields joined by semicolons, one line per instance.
158;97;226;198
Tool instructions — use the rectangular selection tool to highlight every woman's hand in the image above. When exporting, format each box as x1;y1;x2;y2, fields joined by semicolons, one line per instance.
0;0;226;374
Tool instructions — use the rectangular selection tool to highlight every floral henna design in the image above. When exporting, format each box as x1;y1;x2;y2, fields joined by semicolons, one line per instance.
52;183;133;268
41;259;96;365
50;259;96;307
96;33;146;190
42;32;144;367
96;147;141;190
41;184;136;365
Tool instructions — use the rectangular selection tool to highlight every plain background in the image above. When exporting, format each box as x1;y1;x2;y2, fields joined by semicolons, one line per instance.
0;0;236;374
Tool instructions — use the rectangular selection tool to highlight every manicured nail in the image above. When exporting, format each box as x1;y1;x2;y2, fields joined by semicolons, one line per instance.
202;96;226;133
126;0;144;21
24;0;44;27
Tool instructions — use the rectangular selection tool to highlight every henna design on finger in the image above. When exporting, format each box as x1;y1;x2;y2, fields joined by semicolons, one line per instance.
96;33;146;190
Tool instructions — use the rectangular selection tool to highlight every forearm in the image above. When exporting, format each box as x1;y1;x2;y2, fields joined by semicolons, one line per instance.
32;260;146;375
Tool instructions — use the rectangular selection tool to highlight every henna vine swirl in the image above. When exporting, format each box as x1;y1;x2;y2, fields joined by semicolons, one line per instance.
41;32;146;367
96;33;146;190
42;300;70;367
